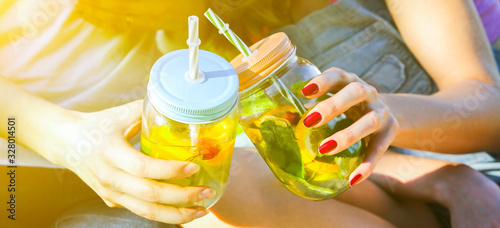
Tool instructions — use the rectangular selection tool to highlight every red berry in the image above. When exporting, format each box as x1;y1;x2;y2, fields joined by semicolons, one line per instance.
196;138;221;160
282;112;301;126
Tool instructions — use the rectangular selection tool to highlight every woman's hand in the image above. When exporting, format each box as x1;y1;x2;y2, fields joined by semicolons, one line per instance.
301;67;399;186
49;100;213;224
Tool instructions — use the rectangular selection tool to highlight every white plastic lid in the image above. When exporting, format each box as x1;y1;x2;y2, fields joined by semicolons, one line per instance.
148;49;239;123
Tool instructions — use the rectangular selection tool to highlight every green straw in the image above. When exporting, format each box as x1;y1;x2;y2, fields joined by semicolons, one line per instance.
204;8;253;57
204;8;307;115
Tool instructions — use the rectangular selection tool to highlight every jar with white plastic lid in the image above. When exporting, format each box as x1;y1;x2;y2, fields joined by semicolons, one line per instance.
141;49;239;208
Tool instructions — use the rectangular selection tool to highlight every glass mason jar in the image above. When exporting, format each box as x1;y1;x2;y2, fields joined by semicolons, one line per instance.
141;49;239;208
231;33;366;200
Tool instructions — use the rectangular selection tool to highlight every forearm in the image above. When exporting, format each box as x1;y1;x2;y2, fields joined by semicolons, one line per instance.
0;76;78;163
382;0;500;153
387;0;499;88
382;79;500;153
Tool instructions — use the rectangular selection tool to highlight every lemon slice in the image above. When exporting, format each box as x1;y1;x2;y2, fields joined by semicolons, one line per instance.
294;118;330;163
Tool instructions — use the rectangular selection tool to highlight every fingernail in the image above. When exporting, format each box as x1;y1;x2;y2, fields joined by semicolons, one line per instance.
184;163;199;175
319;140;337;154
194;210;209;219
303;112;322;128
350;174;362;186
199;188;215;200
301;83;319;96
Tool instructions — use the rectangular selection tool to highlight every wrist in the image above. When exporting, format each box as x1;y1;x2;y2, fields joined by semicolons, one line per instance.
33;107;85;166
379;94;405;139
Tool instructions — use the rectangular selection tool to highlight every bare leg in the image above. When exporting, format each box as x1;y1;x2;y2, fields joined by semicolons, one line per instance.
185;148;439;228
335;149;441;228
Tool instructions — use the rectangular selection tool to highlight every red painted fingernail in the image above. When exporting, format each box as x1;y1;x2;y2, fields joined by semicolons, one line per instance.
301;83;319;96
319;140;338;154
350;174;362;186
303;112;322;127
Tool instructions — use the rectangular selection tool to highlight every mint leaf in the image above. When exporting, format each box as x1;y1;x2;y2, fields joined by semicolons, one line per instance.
259;118;305;179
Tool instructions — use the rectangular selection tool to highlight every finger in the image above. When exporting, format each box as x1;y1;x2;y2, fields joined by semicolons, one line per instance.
303;82;377;128
301;67;357;98
112;192;209;224
348;118;398;187
318;109;386;155
75;171;124;208
108;140;200;180
97;168;215;205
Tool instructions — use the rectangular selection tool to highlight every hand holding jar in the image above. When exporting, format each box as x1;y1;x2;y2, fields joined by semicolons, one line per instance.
301;67;399;186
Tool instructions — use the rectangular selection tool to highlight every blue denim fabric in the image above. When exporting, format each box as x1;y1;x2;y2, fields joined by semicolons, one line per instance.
493;46;500;73
50;199;178;228
277;0;438;95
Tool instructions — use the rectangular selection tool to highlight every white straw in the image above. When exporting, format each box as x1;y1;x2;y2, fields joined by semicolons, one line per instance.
188;16;200;81
189;124;199;147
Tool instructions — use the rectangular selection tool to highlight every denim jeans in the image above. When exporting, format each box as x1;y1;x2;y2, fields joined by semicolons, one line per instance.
277;0;439;95
493;46;500;73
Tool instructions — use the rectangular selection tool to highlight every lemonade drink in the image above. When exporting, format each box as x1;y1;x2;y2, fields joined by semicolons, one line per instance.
233;33;366;200
141;101;238;207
